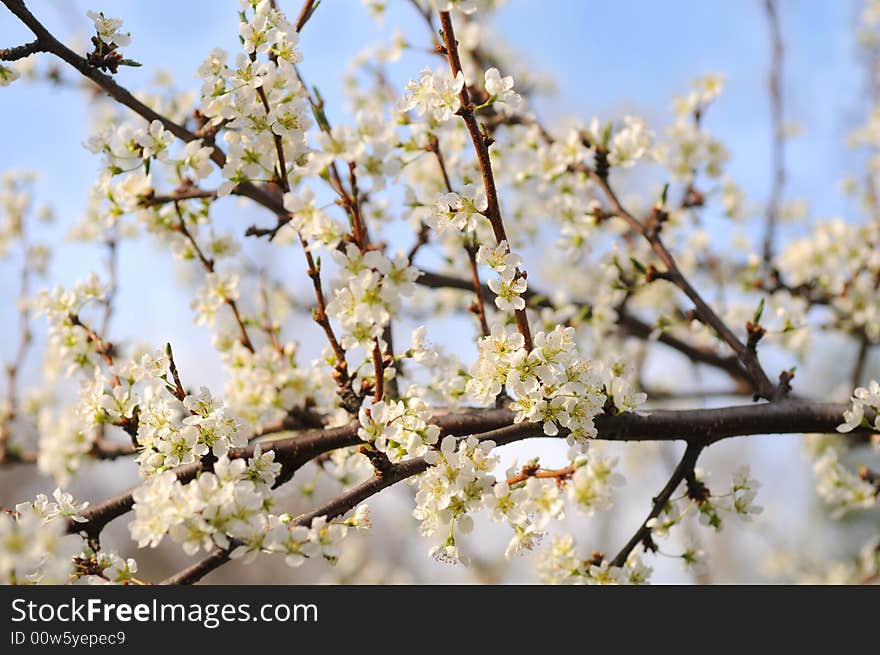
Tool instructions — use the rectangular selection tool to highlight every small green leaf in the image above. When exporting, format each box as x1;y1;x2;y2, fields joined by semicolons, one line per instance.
601;121;613;147
753;297;765;323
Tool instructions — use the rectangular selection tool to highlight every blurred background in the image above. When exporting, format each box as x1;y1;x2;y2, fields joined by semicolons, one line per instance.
0;0;877;583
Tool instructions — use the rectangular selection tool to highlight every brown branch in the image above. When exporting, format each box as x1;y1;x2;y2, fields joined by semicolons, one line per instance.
852;336;872;389
465;243;491;337
303;246;357;411
416;269;753;389
505;463;575;486
294;0;318;32
161;548;231;586
372;339;385;402
0;0;287;216
591;173;777;400
0;440;135;468
0;37;42;61
611;442;704;567
172;201;255;352
438;10;533;350
155;400;872;583
425;134;491;338
69;314;120;386
140;188;217;207
762;0;785;265
165;343;187;401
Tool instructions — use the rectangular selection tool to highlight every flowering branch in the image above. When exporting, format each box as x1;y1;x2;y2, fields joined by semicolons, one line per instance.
0;0;286;215
590;173;779;400
438;10;533;350
158;399;869;584
416;269;753;389
3;0;878;587
611;442;703;567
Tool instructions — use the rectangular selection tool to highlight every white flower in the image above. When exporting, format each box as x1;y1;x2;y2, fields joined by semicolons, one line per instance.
410;326;440;366
414;435;497;562
484;68;522;113
87;10;132;46
568;453;625;515
476;240;521;278
0;64;20;87
609;116;653;168
135;120;174;161
399;68;465;122
428;0;484;13
488;274;527;311
838;381;880;432
191;272;239;327
811;448;876;517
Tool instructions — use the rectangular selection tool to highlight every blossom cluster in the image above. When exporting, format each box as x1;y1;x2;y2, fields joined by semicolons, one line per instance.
357;397;440;462
412;435;627;566
325;244;420;354
3;0;854;587
538;535;652;585
130;447;369;566
0;490;88;585
35;274;111;377
467;325;634;453
413;435;498;563
646;466;763;541
808;427;877;518
198;1;310;195
136;385;248;475
776;219;880;340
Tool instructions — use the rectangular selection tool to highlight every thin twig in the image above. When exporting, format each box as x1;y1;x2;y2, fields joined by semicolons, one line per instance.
438;10;533;350
762;0;786;265
611;442;704;567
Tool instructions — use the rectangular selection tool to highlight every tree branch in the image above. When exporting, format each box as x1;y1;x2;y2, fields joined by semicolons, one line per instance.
416;269;753;388
0;37;42;61
0;0;287;216
611;442;703;567
438;10;533;350
156;400;870;583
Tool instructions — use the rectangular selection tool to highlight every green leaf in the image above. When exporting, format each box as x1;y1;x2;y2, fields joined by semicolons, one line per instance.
753;297;765;323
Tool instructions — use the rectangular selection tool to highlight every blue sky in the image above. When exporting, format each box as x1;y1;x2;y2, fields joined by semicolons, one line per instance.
0;1;873;582
0;0;861;399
